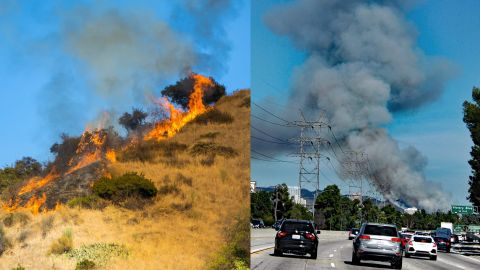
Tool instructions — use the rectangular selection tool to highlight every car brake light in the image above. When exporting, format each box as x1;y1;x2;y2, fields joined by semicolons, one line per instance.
305;233;316;240
359;235;370;240
391;237;401;243
433;242;437;247
408;240;413;245
277;231;288;238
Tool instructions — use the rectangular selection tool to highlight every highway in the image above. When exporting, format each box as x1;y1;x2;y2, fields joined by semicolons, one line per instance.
251;229;480;270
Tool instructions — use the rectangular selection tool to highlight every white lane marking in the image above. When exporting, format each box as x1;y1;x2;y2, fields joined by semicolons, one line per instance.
329;254;334;258
330;262;335;268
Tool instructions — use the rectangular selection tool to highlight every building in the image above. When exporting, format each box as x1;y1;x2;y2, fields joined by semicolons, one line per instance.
288;186;307;207
250;181;256;193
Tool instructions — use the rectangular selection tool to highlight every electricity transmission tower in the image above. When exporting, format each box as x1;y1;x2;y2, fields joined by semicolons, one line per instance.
289;111;329;217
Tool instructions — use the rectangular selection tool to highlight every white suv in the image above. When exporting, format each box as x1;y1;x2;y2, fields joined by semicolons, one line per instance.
404;235;437;260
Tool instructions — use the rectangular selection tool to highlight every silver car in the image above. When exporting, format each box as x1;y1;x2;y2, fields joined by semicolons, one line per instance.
352;223;403;269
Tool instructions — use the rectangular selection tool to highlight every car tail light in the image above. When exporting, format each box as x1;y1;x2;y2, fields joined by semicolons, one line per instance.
277;231;288;238
446;242;450;246
359;235;370;240
408;240;413;245
305;233;316;240
433;242;437;247
391;237;401;243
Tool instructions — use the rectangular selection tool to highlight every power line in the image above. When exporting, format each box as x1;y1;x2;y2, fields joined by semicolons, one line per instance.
328;126;346;154
251;149;297;164
251;125;290;143
252;135;293;145
253;102;291;123
251;114;291;127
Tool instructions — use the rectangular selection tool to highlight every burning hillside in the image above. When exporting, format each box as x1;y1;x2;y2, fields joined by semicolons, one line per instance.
1;74;218;215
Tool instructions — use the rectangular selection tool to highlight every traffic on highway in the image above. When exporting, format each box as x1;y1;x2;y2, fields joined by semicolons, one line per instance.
251;221;480;270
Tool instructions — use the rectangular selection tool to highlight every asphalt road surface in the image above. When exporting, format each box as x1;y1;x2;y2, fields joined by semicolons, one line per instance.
251;229;480;270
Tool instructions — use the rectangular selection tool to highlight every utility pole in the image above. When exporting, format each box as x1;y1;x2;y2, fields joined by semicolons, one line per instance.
289;111;329;219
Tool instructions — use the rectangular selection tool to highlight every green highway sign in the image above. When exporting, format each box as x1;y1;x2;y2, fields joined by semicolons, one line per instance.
451;205;474;214
453;224;465;234
468;225;480;233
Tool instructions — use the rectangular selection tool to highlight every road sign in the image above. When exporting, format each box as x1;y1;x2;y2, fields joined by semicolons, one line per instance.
453;224;465;234
451;205;474;214
468;225;480;233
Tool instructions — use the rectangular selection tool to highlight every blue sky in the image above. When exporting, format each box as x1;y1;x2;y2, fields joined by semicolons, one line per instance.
0;0;250;167
251;0;480;205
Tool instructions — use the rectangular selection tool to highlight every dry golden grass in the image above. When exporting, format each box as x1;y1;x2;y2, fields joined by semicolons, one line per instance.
0;90;250;270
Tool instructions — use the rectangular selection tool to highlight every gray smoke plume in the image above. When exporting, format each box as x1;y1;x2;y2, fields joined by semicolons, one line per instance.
264;0;454;211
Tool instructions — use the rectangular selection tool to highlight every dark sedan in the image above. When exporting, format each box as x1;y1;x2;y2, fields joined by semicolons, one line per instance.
274;219;319;259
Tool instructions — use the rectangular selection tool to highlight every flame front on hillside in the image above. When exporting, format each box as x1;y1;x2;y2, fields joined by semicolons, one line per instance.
144;74;212;140
2;73;214;215
2;129;116;215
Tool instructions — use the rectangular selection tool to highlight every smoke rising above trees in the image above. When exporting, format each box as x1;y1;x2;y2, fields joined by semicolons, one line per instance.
261;0;455;211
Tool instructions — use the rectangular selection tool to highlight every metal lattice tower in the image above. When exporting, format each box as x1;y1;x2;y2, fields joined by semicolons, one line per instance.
288;112;329;216
342;151;368;204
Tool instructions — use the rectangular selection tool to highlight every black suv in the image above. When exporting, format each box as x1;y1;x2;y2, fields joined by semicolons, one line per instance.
352;223;402;269
274;219;319;259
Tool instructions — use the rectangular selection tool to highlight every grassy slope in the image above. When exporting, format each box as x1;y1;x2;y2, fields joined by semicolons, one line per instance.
0;90;250;270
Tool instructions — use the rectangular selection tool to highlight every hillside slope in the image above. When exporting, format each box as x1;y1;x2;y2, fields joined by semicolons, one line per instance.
0;90;250;270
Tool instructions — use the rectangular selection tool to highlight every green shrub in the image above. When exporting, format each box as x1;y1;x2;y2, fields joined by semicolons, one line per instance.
75;259;96;270
193;109;234;125
190;142;238;158
206;210;249;270
11;264;25;270
67;243;129;266
67;195;108;210
92;172;157;202
49;229;73;255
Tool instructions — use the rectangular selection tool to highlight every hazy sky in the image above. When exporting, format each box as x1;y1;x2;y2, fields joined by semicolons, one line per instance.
0;0;250;166
252;0;480;206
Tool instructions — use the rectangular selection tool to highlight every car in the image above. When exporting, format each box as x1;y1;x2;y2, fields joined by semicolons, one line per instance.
404;235;437;260
400;233;413;250
349;228;359;240
251;219;265;228
352;223;403;269
434;236;451;252
274;219;319;259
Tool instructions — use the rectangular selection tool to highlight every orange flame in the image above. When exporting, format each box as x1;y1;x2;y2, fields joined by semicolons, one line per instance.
2;193;47;215
144;74;212;141
18;170;59;196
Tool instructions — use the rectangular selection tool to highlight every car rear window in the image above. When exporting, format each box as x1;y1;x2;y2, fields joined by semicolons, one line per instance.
413;237;432;243
364;225;398;237
282;222;314;233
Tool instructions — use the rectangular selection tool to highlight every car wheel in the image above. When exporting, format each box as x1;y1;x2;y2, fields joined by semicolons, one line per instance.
311;249;317;260
447;247;451;253
273;248;282;256
430;255;437;261
351;251;360;265
405;252;410;258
